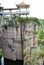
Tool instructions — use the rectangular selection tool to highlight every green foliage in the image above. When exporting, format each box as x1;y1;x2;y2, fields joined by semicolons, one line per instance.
17;16;41;25
0;49;3;57
29;17;41;25
30;47;44;65
38;28;43;39
39;19;44;25
3;20;8;29
38;50;44;57
40;45;44;50
24;48;30;64
17;17;24;22
4;15;9;19
17;16;29;22
24;17;30;22
38;28;44;45
12;15;19;28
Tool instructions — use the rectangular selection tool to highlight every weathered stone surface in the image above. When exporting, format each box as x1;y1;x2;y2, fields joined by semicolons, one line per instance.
0;21;38;61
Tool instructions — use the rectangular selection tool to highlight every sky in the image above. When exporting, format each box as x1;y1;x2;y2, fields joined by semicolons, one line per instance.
0;0;44;19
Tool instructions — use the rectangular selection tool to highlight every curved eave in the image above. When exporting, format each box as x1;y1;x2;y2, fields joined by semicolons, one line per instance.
16;2;30;8
16;5;30;8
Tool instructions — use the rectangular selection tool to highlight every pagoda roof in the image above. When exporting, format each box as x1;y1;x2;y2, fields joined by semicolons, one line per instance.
16;2;30;8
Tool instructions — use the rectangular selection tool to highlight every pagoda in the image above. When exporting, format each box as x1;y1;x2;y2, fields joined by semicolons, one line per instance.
16;2;30;15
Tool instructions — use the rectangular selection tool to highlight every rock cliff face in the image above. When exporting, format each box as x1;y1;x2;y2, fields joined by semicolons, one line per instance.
1;27;23;60
0;21;38;61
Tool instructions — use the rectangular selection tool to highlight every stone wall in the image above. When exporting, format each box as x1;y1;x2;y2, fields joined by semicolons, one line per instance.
1;27;23;60
0;21;38;62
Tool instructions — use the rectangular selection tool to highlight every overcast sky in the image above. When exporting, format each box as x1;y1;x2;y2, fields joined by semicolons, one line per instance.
0;0;44;19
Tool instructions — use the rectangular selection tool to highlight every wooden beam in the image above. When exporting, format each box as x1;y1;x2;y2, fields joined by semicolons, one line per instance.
3;8;18;10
